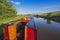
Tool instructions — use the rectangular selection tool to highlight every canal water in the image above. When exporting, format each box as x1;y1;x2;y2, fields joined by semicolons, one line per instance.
28;17;60;40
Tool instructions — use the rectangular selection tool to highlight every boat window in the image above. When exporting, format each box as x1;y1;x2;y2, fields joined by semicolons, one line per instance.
16;22;27;40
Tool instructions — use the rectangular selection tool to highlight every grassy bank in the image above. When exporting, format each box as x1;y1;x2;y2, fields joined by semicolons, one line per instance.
39;11;60;23
0;15;26;25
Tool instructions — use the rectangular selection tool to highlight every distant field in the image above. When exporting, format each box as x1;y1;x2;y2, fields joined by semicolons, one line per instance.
40;11;60;17
40;11;60;22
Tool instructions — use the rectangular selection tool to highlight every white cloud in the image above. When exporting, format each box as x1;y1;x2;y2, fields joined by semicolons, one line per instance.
11;1;15;3
11;1;21;5
15;2;21;5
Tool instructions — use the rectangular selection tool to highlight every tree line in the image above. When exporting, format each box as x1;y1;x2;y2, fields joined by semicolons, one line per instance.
0;0;17;20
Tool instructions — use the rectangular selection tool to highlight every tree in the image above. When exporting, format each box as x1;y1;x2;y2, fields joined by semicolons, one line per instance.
0;0;17;20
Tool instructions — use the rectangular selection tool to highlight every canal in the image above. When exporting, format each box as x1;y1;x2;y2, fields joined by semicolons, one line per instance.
28;17;60;40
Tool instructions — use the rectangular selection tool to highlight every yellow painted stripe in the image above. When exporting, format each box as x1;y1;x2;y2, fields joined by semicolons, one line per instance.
25;26;27;40
8;25;16;40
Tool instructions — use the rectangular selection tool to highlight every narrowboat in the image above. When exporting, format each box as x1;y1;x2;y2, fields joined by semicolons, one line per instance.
4;17;37;40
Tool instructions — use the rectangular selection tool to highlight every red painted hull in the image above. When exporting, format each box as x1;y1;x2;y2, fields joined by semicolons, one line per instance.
4;24;9;40
25;26;37;40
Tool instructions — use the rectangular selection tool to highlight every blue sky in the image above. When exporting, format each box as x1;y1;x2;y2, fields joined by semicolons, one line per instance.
9;0;60;14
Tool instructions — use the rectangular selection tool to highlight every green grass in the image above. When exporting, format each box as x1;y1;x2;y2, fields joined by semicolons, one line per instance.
0;15;26;25
40;11;60;17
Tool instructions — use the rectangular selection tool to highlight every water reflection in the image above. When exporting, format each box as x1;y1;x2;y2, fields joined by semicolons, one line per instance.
47;19;51;24
29;17;60;40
